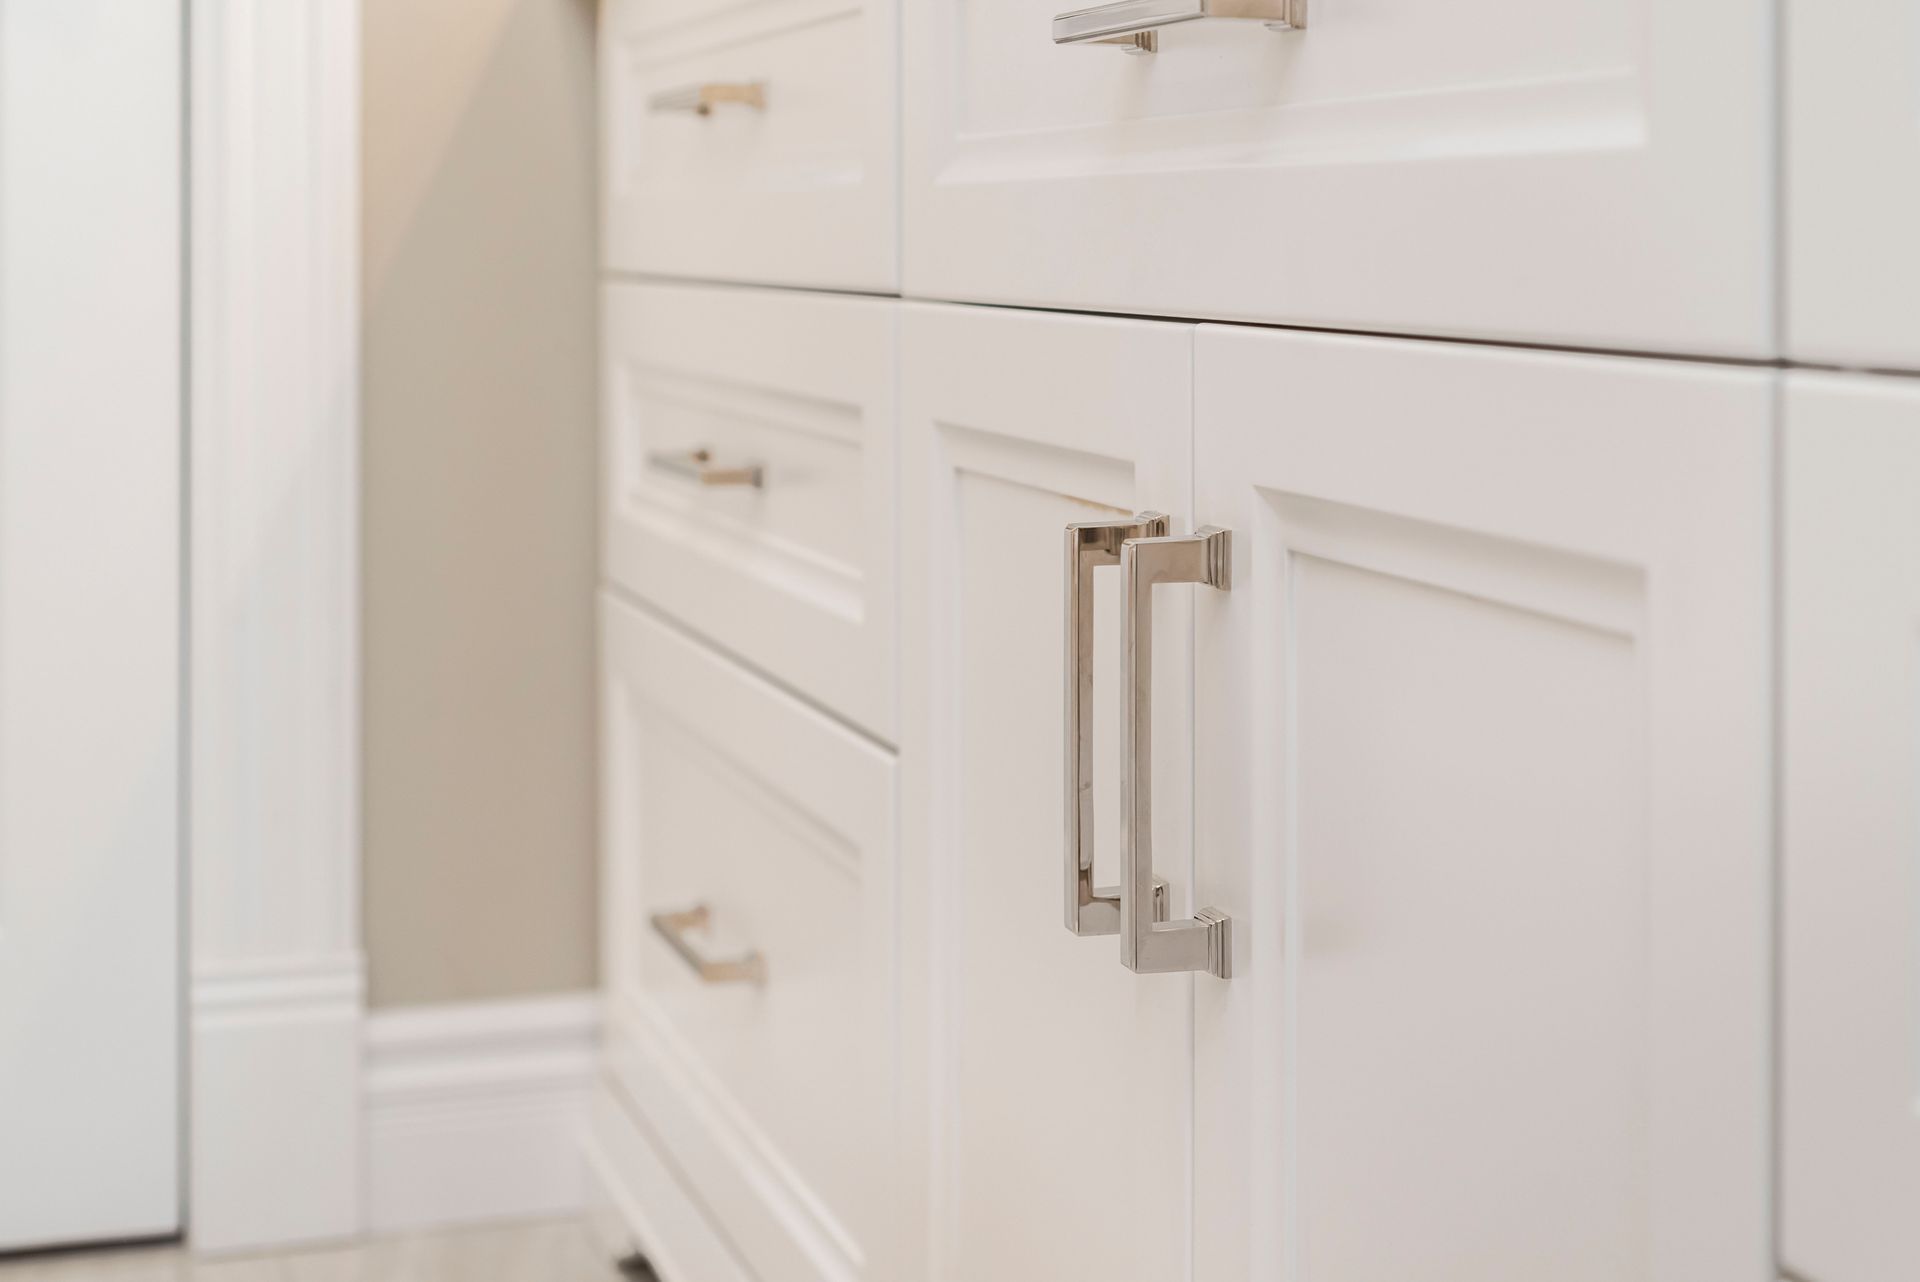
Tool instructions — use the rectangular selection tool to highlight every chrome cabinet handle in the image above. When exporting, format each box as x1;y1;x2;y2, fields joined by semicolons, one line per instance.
647;447;764;488
649;904;767;984
647;81;767;115
1120;527;1233;977
1053;0;1305;53
1065;514;1171;936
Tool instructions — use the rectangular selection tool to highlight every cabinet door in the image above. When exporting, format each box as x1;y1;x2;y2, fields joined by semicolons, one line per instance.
898;304;1195;1282
1191;327;1772;1282
1787;0;1920;368
903;0;1770;355
1781;375;1920;1282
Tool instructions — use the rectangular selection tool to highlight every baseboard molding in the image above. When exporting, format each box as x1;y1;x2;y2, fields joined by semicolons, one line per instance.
191;956;366;1253
364;992;600;1234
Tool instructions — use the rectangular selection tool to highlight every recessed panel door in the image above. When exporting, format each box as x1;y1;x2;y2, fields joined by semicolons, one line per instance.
1191;326;1772;1282
899;303;1196;1282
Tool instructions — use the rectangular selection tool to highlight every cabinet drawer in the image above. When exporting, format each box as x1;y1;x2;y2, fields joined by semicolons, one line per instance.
602;0;897;291
904;0;1770;354
601;593;898;1282
603;282;896;741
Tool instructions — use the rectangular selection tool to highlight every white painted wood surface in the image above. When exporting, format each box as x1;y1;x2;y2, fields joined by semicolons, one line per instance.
1191;326;1773;1282
0;0;182;1251
897;304;1195;1282
602;283;897;739
904;0;1771;354
601;0;897;290
1781;374;1920;1282
1786;0;1920;369
600;592;900;1282
364;994;600;1235
188;0;364;1252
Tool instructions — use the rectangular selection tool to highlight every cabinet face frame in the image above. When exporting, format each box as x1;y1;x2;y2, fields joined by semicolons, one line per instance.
897;303;1198;1282
903;0;1772;355
1781;374;1920;1282
1786;0;1920;370
1190;326;1773;1282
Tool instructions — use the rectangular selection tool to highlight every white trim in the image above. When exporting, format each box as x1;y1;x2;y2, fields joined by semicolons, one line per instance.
366;994;601;1235
187;0;363;1253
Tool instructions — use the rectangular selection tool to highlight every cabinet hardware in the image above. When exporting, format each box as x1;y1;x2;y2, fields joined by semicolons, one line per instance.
1064;515;1171;936
1120;527;1233;977
1052;0;1305;53
649;904;767;984
647;447;764;488
647;82;767;115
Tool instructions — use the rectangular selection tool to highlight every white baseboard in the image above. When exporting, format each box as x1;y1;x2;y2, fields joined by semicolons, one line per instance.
191;956;366;1254
364;992;600;1235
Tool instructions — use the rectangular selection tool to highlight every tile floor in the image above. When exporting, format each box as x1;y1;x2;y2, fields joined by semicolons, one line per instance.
0;1219;629;1282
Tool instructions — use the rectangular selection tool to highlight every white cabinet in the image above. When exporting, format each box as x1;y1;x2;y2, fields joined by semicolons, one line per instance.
602;282;897;740
600;592;901;1282
904;0;1771;354
1786;0;1920;368
1781;375;1920;1282
898;303;1196;1282
1189;328;1774;1282
601;0;897;290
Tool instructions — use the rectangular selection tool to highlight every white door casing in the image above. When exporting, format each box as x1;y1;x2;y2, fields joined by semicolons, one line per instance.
1192;326;1773;1282
0;0;182;1250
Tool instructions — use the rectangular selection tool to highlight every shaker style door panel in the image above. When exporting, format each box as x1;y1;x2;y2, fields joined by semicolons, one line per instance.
602;0;897;290
1786;0;1920;368
1781;375;1920;1282
603;282;896;741
601;593;900;1282
904;0;1769;355
1190;328;1772;1282
898;304;1195;1282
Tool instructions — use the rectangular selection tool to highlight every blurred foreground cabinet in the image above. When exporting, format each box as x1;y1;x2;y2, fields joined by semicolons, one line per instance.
1781;374;1920;1282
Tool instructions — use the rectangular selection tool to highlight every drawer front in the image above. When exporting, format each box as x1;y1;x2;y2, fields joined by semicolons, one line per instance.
602;0;897;291
603;282;896;741
904;0;1770;355
601;593;898;1282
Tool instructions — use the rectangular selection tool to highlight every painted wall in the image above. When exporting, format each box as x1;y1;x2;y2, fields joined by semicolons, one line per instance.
362;0;598;1006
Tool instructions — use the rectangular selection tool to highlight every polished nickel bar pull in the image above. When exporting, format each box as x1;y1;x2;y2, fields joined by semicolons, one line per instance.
647;447;764;488
647;81;767;115
1065;514;1171;937
649;904;767;984
1052;0;1305;53
1120;527;1233;977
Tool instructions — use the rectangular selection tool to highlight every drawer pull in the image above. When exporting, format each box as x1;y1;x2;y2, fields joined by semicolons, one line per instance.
1052;0;1305;53
647;81;767;115
648;447;765;488
650;904;767;984
1119;526;1233;977
1064;514;1171;937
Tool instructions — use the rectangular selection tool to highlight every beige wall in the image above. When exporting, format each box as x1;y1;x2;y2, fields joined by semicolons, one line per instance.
362;0;599;1007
